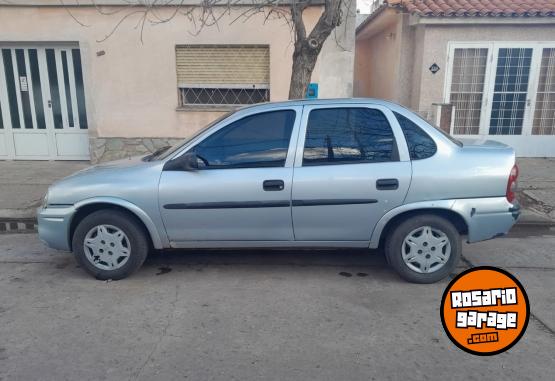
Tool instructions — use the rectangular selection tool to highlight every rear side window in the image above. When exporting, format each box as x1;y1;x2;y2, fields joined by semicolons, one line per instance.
303;108;398;166
394;111;437;160
193;110;295;169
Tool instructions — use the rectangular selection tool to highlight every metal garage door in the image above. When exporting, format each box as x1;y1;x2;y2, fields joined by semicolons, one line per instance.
0;44;89;160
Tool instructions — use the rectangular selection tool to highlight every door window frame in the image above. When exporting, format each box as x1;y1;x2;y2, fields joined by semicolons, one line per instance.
293;103;410;168
168;105;304;169
444;41;555;137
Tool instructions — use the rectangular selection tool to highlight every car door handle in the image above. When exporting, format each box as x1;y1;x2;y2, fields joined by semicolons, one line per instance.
376;178;399;190
263;180;285;191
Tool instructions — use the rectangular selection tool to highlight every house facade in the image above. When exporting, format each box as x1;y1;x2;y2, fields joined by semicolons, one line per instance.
0;0;355;162
355;0;555;157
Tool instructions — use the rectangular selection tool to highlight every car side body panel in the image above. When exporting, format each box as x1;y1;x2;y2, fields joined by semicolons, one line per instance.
451;197;520;243
74;197;166;249
368;200;456;249
387;104;515;204
42;157;169;249
368;197;519;249
37;196;167;251
37;98;520;253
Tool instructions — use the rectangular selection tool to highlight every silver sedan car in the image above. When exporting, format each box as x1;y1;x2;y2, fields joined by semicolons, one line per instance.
37;99;520;283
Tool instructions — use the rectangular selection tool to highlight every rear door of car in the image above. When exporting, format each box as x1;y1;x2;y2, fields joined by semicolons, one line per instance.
291;103;412;243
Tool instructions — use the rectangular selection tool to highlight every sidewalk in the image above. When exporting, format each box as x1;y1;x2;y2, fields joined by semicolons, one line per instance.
516;158;555;224
0;161;89;220
0;158;553;226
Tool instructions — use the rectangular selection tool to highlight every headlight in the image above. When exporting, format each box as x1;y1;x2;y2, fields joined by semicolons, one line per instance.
41;191;49;209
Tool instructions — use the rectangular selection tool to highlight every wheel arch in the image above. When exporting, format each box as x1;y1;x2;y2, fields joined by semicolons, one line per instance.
369;201;469;249
69;197;164;250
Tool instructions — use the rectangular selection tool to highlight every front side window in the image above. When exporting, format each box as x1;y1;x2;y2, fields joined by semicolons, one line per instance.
192;110;295;169
394;111;437;160
176;45;270;107
303;108;398;166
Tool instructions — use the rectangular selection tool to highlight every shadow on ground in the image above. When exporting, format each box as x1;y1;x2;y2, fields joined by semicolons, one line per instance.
125;224;555;277
144;247;387;270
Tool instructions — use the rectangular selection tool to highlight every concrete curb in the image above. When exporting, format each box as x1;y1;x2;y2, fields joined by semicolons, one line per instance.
0;218;37;234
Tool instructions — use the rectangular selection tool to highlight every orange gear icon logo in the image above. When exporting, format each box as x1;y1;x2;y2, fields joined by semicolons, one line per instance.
440;266;530;355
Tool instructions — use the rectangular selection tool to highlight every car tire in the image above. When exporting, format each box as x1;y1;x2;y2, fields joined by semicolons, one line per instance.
72;209;149;280
385;214;461;284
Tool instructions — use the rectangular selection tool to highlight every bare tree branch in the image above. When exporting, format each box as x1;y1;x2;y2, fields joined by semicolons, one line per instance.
97;9;146;42
56;0;350;99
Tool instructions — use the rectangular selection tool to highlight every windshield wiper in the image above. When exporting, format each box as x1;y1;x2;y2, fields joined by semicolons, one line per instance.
143;145;171;162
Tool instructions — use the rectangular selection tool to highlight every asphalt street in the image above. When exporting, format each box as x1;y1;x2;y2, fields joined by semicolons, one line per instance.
0;226;554;380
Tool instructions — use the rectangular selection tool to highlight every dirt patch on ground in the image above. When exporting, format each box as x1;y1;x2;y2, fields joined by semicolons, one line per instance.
518;190;554;217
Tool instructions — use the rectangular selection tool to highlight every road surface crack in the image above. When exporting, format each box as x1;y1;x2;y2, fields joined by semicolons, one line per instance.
131;283;179;381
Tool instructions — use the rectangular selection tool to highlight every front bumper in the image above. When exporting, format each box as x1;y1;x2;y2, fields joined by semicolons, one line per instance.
452;197;520;243
37;205;76;251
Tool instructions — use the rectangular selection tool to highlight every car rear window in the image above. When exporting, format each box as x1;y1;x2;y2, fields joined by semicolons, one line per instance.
303;108;398;166
394;111;437;160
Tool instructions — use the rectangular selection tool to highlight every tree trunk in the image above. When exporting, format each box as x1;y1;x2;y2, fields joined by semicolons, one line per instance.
288;40;320;99
288;0;343;100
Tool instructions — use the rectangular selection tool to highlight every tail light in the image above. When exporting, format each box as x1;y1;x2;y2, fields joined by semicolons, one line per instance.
506;164;519;203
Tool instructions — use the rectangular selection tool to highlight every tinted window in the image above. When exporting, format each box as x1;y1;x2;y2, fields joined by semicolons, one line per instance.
193;110;295;169
394;111;437;160
303;108;397;166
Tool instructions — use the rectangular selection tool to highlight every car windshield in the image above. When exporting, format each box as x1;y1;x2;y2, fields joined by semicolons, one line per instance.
146;111;237;161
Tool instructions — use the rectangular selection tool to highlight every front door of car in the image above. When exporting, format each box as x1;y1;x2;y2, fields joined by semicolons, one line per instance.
158;107;301;244
291;104;412;242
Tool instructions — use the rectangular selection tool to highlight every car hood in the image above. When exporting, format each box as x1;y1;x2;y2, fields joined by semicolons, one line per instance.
66;156;148;178
47;155;163;205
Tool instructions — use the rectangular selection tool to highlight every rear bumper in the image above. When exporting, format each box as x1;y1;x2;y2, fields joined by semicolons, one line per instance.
452;197;520;243
37;205;75;251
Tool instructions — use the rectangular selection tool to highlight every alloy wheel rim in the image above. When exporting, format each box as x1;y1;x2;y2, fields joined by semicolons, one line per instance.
83;224;131;270
401;225;451;274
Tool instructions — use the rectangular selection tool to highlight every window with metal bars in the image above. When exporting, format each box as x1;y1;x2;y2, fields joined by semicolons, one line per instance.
176;45;270;107
179;86;269;106
489;48;533;135
449;48;488;135
533;48;555;135
448;43;555;138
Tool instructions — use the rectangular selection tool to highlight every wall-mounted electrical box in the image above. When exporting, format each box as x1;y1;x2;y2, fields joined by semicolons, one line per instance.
306;83;318;99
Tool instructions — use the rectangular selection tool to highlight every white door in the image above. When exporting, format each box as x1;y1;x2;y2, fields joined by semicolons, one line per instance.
0;44;89;160
445;42;555;157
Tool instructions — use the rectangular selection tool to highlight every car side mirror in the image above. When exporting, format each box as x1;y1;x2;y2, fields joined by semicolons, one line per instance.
164;152;199;171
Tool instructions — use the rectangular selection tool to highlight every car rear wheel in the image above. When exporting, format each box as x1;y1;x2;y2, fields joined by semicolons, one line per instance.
385;214;461;283
72;210;149;280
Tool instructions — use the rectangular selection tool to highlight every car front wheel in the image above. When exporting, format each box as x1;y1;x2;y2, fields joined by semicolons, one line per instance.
72;210;149;280
385;214;461;283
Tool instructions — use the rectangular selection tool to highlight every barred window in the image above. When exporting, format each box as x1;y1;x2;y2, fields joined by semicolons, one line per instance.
176;45;270;107
532;48;555;135
450;48;488;135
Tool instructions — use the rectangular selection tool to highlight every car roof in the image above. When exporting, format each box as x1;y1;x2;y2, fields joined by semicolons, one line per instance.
239;98;400;110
